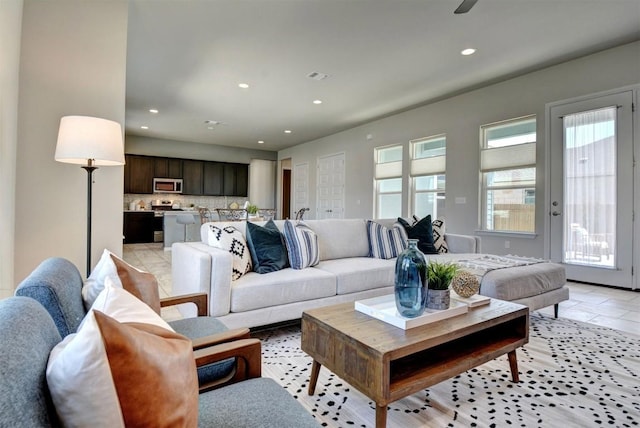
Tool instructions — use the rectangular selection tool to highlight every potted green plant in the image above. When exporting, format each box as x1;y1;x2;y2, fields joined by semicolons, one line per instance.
426;261;459;310
246;204;259;218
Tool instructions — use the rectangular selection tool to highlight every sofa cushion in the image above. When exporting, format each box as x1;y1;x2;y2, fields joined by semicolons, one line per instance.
198;377;319;428
14;257;85;338
366;220;407;259
0;297;62;427
245;219;289;274
47;281;188;427
316;257;396;295
303;219;370;260
283;220;320;269
398;215;438;254
229;268;336;312
207;224;252;280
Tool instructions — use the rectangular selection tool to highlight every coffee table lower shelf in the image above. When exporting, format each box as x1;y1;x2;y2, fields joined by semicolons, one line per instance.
301;300;529;428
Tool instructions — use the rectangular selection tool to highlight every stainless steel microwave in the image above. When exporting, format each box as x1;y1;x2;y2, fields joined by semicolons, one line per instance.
153;178;183;194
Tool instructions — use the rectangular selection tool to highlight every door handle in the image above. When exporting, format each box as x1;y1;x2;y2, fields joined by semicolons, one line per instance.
552;211;561;216
326;209;332;212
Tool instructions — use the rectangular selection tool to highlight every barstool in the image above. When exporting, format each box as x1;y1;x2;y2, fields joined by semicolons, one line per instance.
176;214;196;242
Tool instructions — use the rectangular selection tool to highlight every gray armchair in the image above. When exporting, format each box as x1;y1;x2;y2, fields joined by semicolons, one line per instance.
0;297;319;427
15;257;248;391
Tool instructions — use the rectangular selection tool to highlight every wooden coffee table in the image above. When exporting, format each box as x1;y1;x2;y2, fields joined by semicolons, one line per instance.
301;299;529;428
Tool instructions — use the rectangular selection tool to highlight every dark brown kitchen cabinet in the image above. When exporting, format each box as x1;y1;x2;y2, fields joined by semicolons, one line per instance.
154;158;182;179
203;162;224;196
182;160;204;195
223;163;248;196
123;211;154;243
125;155;154;194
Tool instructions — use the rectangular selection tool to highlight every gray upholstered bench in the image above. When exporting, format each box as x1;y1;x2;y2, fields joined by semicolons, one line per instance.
479;262;568;317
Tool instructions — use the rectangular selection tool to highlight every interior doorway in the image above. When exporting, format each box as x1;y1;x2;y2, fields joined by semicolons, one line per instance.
281;159;291;219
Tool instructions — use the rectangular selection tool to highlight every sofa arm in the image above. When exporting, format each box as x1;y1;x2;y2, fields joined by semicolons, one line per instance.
172;242;234;318
445;233;481;253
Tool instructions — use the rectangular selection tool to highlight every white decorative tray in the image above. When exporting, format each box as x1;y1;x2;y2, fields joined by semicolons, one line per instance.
354;294;468;330
450;292;491;308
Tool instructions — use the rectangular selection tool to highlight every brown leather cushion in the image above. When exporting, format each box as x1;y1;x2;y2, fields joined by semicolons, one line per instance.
94;310;198;427
110;254;162;315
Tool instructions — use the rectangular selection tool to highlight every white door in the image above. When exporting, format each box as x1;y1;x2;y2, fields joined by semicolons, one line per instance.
293;162;309;219
316;153;345;219
548;91;634;288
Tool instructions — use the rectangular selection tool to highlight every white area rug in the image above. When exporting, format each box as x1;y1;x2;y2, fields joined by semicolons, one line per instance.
256;314;639;428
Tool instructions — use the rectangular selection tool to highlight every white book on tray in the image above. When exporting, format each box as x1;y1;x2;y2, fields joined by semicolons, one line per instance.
354;294;468;330
450;292;491;307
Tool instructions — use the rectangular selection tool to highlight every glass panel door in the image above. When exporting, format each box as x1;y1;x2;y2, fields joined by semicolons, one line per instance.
563;107;616;268
548;91;633;288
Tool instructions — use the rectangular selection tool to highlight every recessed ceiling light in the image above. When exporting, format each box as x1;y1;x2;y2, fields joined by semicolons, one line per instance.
238;83;249;89
149;109;159;114
140;126;149;130
284;130;292;134
461;48;476;56
207;126;214;130
313;99;323;105
258;140;265;144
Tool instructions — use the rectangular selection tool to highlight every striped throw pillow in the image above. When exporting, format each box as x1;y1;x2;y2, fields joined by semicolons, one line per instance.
367;220;407;259
283;220;320;269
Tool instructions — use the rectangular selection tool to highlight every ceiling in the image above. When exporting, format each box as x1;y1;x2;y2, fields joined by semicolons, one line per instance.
125;0;640;152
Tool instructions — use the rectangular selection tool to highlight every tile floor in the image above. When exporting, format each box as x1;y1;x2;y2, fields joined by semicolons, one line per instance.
123;242;640;336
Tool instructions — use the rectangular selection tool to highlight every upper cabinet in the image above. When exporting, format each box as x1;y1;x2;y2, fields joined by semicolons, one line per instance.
182;160;204;195
124;154;248;196
154;158;182;179
203;162;224;196
124;155;154;194
224;163;248;197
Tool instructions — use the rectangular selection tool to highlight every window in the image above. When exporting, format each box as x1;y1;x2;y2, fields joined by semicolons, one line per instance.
480;116;536;232
410;135;446;219
374;145;403;218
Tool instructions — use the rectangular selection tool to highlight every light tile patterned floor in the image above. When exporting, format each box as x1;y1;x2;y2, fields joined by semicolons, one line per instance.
123;243;640;335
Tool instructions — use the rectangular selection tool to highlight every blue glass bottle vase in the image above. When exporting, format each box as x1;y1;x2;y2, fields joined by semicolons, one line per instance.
394;239;428;318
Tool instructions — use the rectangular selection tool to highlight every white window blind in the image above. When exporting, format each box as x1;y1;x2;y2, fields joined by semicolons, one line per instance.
480;142;536;171
375;161;403;179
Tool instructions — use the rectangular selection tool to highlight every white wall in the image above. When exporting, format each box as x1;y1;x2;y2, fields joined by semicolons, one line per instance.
249;159;277;209
14;0;128;284
0;0;23;297
278;41;640;257
125;135;277;163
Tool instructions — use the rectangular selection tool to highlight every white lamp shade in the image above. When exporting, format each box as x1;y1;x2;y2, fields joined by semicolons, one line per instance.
55;116;125;166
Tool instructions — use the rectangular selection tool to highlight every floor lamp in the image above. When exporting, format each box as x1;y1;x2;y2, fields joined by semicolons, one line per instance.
55;116;125;277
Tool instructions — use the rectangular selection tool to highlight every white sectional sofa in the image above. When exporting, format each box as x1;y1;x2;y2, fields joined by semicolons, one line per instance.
171;218;568;329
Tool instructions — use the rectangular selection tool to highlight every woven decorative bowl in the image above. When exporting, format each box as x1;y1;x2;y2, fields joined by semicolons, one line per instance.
451;271;480;298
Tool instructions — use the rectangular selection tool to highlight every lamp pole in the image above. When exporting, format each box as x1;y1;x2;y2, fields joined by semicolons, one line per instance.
82;159;98;277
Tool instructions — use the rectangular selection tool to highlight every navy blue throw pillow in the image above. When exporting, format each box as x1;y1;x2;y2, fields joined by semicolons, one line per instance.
397;215;438;254
245;220;289;273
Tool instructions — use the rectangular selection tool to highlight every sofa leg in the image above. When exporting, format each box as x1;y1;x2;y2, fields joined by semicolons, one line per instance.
554;303;559;318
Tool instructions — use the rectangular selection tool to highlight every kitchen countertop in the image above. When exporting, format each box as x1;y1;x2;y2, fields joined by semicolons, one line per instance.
163;210;199;215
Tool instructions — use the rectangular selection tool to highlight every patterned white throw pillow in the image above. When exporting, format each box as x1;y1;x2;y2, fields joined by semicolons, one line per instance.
283;220;320;269
207;224;252;280
432;218;449;253
366;220;407;259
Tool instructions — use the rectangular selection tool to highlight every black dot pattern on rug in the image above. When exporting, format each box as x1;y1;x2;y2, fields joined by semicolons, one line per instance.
254;314;640;427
